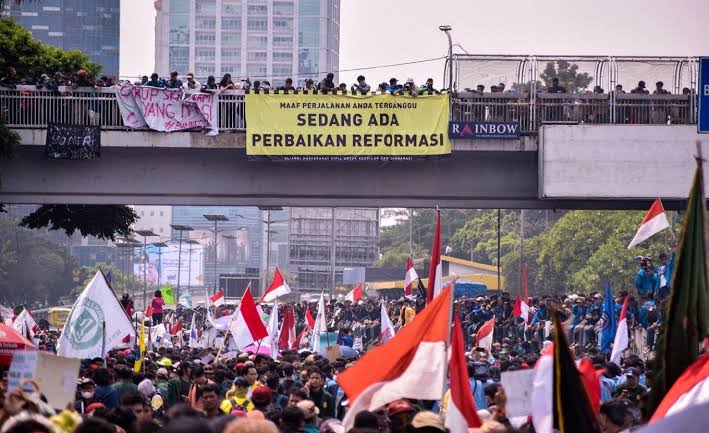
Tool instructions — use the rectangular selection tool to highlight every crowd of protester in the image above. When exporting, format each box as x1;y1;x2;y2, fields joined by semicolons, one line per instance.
5;245;677;433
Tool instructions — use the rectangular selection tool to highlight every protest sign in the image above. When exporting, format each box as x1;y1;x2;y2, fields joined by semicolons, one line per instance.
7;351;80;409
46;123;100;159
116;84;219;134
246;93;451;160
501;368;536;417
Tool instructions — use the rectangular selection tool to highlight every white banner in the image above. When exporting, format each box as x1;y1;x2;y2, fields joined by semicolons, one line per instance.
57;271;135;359
116;84;219;134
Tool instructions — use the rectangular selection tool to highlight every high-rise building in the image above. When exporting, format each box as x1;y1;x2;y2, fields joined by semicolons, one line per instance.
288;208;379;293
153;0;340;84
4;0;120;77
132;206;173;238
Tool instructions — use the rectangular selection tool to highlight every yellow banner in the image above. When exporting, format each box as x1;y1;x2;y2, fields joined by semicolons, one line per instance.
246;93;451;159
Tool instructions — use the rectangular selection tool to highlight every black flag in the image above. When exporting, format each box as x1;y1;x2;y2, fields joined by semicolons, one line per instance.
415;279;427;312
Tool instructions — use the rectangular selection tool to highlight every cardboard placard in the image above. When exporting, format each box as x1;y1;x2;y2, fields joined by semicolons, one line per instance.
501;369;535;417
7;351;80;409
326;345;341;362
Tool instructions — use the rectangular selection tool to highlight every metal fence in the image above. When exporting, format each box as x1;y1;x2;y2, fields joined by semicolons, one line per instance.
0;86;698;134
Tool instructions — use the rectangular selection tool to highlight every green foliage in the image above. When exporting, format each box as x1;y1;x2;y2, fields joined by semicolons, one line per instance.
0;219;76;304
0;17;101;80
75;263;141;296
540;61;594;93
20;205;138;241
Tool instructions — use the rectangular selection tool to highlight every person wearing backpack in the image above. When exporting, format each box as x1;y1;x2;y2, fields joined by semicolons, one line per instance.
220;377;254;414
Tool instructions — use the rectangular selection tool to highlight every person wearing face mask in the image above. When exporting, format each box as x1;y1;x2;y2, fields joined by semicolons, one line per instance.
75;378;98;414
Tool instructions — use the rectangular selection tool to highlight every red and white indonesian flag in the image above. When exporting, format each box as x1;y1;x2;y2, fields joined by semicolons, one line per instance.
610;296;630;366
628;198;670;249
651;353;709;423
278;306;297;350
531;344;554;433
446;316;482;433
380;303;396;343
338;286;452;430
427;210;443;303
305;308;316;329
475;317;495;351
57;271;135;359
405;257;419;297
346;284;364;303
210;290;225;307
12;308;38;340
513;264;530;322
229;286;269;349
260;267;291;303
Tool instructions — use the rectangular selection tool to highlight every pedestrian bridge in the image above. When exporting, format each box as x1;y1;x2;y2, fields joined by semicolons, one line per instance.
0;54;705;210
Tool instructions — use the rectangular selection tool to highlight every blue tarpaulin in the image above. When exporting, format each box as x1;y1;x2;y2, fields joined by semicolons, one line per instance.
454;281;488;298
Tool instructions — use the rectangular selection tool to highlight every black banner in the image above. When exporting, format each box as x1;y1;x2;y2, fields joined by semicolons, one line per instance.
46;123;100;160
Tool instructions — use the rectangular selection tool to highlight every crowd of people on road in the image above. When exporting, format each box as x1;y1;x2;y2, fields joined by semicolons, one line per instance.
6;242;677;433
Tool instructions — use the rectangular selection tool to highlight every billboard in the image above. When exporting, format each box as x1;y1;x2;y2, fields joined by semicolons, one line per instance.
246;93;451;160
133;243;204;287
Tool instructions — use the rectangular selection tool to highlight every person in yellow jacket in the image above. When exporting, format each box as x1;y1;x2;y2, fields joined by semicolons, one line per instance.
398;300;415;326
220;377;255;414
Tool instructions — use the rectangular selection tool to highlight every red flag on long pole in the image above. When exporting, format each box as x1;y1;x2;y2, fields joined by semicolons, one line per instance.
426;210;442;304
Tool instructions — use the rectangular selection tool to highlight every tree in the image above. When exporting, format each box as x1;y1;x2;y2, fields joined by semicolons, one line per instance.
0;17;101;80
539;61;594;93
0;114;19;213
0;219;76;305
19;205;138;241
75;263;142;298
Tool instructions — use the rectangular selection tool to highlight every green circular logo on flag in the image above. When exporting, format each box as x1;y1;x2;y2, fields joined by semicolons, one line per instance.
67;298;105;350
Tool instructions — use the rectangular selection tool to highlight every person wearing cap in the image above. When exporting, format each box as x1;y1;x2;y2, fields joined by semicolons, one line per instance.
631;80;649;95
410;411;446;433
385;78;403;95
351;75;371;94
183;72;200;90
145;73;165;88
155;368;170;398
221;377;255;414
297;400;320;433
612;367;647;405
418;78;438;95
386;400;414;433
75;378;97;414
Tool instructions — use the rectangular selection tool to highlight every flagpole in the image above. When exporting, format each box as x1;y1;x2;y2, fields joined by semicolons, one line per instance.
215;284;249;361
696;140;709;298
101;321;106;358
441;280;456;403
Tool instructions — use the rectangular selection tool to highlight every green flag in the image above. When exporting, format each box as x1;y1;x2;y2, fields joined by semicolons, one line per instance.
651;160;709;410
161;284;176;305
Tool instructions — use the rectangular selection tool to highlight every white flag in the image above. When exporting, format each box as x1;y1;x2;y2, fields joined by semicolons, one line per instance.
380;302;396;343
57;271;135;359
12;308;38;340
265;304;280;359
312;293;327;354
189;312;199;348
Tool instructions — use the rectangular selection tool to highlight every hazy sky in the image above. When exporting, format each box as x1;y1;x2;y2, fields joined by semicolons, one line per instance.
121;0;708;85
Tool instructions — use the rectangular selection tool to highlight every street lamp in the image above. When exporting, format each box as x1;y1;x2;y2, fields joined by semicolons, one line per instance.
184;239;200;296
170;224;194;303
236;207;285;296
203;214;229;296
134;230;157;309
439;25;453;92
115;237;139;296
151;241;169;286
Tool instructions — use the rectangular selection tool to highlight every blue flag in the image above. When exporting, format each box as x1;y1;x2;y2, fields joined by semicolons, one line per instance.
600;282;617;353
105;269;113;288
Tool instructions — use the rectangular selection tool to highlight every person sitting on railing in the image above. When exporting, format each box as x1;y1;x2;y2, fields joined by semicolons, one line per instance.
145;73;165;88
385;78;403;95
300;78;316;93
319;72;336;93
260;81;272;91
35;74;50;90
463;84;485;95
652;81;670;95
183;73;200;91
338;82;348;92
630;81;649;94
279;78;296;92
497;82;506;93
614;84;626;94
73;69;94;88
403;78;417;96
546;77;567;93
351;75;371;94
418;78;439;95
166;71;183;89
593;86;604;94
201;75;218;93
219;73;237;91
0;67;17;89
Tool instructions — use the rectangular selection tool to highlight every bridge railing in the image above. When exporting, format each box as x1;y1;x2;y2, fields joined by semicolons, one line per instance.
0;87;698;134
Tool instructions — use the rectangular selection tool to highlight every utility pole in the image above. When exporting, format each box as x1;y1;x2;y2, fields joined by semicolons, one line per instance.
330;207;336;298
519;209;525;294
409;208;413;258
